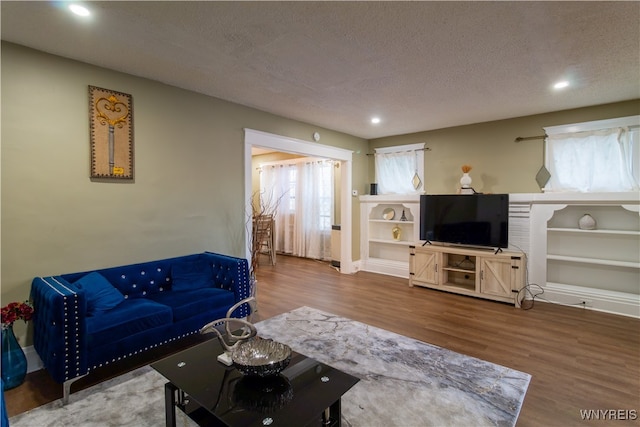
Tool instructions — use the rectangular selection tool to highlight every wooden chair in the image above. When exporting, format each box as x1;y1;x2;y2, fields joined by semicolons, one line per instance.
253;215;276;266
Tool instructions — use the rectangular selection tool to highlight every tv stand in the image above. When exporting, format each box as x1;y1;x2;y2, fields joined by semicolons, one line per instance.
409;245;525;307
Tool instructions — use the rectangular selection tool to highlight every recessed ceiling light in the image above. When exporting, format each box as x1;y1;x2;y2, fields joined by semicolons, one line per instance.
371;117;381;124
553;81;570;90
69;4;90;17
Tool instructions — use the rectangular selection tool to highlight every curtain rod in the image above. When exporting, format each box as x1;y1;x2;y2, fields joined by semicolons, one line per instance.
514;135;547;142
366;147;431;156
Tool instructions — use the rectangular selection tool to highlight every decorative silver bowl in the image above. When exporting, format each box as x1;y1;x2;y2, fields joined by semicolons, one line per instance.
231;338;292;377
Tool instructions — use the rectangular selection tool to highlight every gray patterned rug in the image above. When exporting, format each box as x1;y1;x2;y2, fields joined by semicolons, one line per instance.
10;306;530;426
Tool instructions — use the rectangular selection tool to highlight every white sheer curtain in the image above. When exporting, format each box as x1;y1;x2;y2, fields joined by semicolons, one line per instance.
260;159;334;260
546;128;638;192
260;164;294;254
374;143;425;194
294;160;333;259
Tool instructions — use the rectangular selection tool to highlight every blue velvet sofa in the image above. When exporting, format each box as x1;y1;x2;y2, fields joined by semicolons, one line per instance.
30;252;252;402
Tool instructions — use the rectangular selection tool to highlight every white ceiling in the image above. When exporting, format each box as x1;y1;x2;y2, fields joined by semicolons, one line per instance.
2;1;638;139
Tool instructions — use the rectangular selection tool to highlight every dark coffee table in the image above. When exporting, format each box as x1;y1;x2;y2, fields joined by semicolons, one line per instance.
151;337;359;427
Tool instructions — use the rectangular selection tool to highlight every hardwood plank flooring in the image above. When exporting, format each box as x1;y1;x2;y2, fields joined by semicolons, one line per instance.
5;255;640;426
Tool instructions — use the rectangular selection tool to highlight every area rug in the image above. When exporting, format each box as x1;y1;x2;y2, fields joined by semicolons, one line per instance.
8;365;195;427
256;307;530;427
10;306;530;426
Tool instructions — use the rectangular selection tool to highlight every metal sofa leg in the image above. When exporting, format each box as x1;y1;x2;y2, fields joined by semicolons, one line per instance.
62;375;87;405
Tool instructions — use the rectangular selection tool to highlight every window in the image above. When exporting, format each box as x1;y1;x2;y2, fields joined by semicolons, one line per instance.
374;143;425;194
544;116;639;192
259;158;334;260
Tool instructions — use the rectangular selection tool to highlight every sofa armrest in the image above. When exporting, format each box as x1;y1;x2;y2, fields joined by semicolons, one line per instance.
30;276;89;384
203;252;252;317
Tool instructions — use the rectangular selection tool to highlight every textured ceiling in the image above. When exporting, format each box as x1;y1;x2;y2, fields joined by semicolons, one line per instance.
2;1;639;139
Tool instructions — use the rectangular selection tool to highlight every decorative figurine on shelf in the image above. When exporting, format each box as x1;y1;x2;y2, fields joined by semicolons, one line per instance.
392;225;402;241
460;165;475;194
400;209;408;221
578;213;597;230
460;164;472;188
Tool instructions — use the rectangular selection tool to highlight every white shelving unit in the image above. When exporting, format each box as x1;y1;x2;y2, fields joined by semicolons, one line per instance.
359;195;420;277
546;204;640;296
525;193;640;317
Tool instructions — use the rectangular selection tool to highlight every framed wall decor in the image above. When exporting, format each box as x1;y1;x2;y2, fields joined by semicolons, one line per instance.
89;85;134;179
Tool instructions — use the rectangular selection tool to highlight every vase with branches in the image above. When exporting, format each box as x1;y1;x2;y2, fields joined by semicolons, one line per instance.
247;188;288;280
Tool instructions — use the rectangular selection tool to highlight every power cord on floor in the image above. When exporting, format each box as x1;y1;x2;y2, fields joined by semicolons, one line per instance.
517;283;545;310
509;243;550;310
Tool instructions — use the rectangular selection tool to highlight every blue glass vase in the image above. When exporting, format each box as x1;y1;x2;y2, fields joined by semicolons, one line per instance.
1;325;27;390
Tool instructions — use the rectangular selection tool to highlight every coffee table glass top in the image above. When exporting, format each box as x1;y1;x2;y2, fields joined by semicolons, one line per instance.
152;337;359;426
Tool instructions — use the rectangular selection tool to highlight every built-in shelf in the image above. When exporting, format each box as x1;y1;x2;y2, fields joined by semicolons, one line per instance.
547;228;640;236
369;219;415;224
369;238;412;246
360;195;420;278
442;266;475;274
547;254;640;269
528;195;640;317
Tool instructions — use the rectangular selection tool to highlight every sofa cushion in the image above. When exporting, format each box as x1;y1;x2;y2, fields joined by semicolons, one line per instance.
86;299;173;349
171;259;214;291
148;288;235;322
73;272;125;316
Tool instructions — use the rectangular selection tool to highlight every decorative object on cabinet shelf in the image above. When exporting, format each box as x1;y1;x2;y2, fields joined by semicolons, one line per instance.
459;164;476;194
453;255;475;270
460;165;472;188
370;183;378;195
382;208;395;220
400;209;408;221
392;225;402;241
578;213;597;230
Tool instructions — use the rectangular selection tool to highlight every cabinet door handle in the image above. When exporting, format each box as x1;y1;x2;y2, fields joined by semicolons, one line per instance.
435;264;438;272
480;270;484;280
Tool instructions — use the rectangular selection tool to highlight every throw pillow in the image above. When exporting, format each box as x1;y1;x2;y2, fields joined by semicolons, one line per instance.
171;259;214;291
73;272;125;316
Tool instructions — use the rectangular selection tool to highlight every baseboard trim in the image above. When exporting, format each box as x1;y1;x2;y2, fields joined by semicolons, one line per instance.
25;345;44;373
544;282;640;318
360;258;408;278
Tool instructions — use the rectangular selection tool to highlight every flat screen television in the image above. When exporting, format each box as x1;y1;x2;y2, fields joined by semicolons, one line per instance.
419;194;509;249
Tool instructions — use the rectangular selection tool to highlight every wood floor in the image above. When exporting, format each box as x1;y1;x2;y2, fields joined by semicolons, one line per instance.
5;255;640;426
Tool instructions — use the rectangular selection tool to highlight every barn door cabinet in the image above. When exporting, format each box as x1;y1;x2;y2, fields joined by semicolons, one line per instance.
409;244;525;307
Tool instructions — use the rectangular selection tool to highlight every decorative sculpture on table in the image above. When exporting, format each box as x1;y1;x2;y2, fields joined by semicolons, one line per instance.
200;296;292;376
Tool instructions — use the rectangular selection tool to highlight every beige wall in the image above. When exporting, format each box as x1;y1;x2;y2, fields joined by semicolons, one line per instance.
2;42;638;345
369;100;640;194
1;42;368;343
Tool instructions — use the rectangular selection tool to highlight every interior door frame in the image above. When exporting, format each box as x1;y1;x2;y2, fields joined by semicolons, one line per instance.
244;129;353;273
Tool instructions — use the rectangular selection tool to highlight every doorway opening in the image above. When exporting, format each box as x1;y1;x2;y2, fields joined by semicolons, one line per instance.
244;129;353;273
